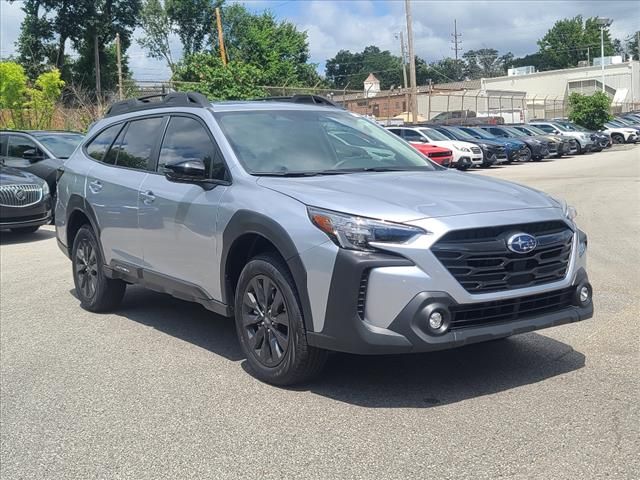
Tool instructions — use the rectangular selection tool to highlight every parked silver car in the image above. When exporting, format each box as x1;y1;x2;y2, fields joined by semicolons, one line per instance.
55;93;593;385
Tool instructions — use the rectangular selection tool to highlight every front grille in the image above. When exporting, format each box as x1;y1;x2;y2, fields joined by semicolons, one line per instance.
356;270;370;319
548;142;558;153
0;184;43;207
471;146;482;154
449;287;575;330
432;221;573;293
430;151;451;158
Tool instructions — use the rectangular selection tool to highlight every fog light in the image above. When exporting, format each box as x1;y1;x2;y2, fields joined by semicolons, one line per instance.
579;286;590;303
429;311;443;330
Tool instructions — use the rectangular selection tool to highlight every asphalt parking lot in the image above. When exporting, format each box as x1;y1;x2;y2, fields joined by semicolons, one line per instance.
1;145;639;479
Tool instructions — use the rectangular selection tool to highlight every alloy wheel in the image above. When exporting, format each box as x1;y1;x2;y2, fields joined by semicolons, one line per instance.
241;275;290;367
75;239;98;300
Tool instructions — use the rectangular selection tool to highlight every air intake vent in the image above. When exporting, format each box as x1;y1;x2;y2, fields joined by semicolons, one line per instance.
356;270;370;319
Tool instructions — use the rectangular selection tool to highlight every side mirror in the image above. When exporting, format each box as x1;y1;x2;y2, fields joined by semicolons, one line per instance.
164;159;207;183
22;148;45;162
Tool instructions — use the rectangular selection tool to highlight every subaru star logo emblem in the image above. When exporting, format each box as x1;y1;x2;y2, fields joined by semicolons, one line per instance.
15;189;26;201
507;233;537;254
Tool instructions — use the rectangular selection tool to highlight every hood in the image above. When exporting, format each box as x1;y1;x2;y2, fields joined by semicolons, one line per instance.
257;170;559;222
430;140;473;151
472;138;504;148
0;166;42;185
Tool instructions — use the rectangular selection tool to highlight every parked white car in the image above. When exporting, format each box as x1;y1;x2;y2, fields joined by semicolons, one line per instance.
387;126;483;170
601;124;638;144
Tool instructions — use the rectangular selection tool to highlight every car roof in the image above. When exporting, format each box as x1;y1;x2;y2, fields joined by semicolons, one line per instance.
0;129;83;135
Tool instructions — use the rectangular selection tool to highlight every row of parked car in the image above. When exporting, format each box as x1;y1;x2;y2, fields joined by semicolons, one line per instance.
384;113;640;169
1;110;639;234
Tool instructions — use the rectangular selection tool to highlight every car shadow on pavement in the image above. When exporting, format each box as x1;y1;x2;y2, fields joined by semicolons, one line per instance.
73;285;585;406
0;228;56;245
306;334;585;408
70;285;244;362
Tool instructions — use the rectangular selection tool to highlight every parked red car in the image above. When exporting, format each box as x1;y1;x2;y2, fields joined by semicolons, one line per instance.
409;142;453;167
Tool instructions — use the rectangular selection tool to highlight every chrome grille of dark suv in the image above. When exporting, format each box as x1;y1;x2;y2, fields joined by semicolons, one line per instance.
431;221;573;293
471;146;482;154
0;184;43;207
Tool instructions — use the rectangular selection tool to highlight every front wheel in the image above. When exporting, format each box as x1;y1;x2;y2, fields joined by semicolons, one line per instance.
520;147;532;162
234;253;328;385
611;133;625;144
72;225;126;312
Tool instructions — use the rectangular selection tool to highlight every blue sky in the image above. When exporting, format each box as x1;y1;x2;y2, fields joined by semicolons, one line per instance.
1;0;638;83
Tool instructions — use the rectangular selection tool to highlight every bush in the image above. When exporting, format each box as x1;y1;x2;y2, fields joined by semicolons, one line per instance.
0;61;65;129
567;91;612;131
173;53;266;100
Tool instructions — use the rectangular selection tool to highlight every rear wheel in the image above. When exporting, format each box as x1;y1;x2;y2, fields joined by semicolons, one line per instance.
11;226;39;234
72;225;126;312
234;253;328;385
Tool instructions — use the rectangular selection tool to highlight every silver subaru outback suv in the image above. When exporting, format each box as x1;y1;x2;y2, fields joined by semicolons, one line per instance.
55;92;593;385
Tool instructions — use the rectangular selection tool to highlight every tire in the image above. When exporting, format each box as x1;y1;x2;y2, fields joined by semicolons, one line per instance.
575;143;583;155
520;146;532;162
72;225;126;312
611;133;625;144
11;226;39;234
234;253;328;385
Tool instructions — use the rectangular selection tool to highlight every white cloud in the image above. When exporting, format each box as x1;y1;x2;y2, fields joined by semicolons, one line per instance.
1;0;638;82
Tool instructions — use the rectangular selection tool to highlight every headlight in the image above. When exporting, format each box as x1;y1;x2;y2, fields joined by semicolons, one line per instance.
308;206;426;251
455;145;470;152
42;182;50;196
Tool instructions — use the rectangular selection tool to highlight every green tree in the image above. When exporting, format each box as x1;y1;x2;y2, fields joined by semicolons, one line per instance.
0;62;28;110
214;4;322;87
538;16;614;70
567;92;612;130
70;0;141;93
325;46;403;89
420;57;465;84
15;0;54;78
138;0;176;72
166;0;220;57
26;68;65;128
626;32;639;60
173;52;265;99
462;49;512;79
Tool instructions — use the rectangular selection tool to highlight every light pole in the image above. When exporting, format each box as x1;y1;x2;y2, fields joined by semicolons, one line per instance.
596;17;613;93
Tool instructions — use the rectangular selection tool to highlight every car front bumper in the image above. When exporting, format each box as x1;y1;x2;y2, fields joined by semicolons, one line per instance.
308;250;593;355
0;197;52;230
306;216;592;355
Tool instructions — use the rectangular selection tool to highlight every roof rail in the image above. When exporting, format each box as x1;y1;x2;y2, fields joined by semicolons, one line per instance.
257;94;342;108
104;91;211;118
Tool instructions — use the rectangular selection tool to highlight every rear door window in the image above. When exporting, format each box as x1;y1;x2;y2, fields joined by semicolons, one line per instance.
113;117;164;171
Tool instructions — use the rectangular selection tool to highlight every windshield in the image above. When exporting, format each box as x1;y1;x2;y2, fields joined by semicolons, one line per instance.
446;127;476;140
502;126;527;137
418;127;450;141
32;132;83;158
463;127;497;140
215;109;438;175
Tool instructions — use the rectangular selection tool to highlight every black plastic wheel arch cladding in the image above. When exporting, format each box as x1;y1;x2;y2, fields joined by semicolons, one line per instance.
221;210;315;332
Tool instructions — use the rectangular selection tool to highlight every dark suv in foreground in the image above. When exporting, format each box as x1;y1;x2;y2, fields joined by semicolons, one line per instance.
55;93;593;385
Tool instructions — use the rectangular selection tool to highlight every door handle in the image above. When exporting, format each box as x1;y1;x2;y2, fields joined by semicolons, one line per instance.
88;180;102;193
140;190;156;204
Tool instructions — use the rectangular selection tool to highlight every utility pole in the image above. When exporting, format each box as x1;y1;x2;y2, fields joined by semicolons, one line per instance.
596;17;613;93
451;19;462;61
215;7;227;66
94;34;101;105
404;0;418;123
399;31;409;117
451;19;462;80
115;33;123;100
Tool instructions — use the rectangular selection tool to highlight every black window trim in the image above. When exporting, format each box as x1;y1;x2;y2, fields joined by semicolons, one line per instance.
83;114;168;173
150;112;232;184
4;132;49;160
